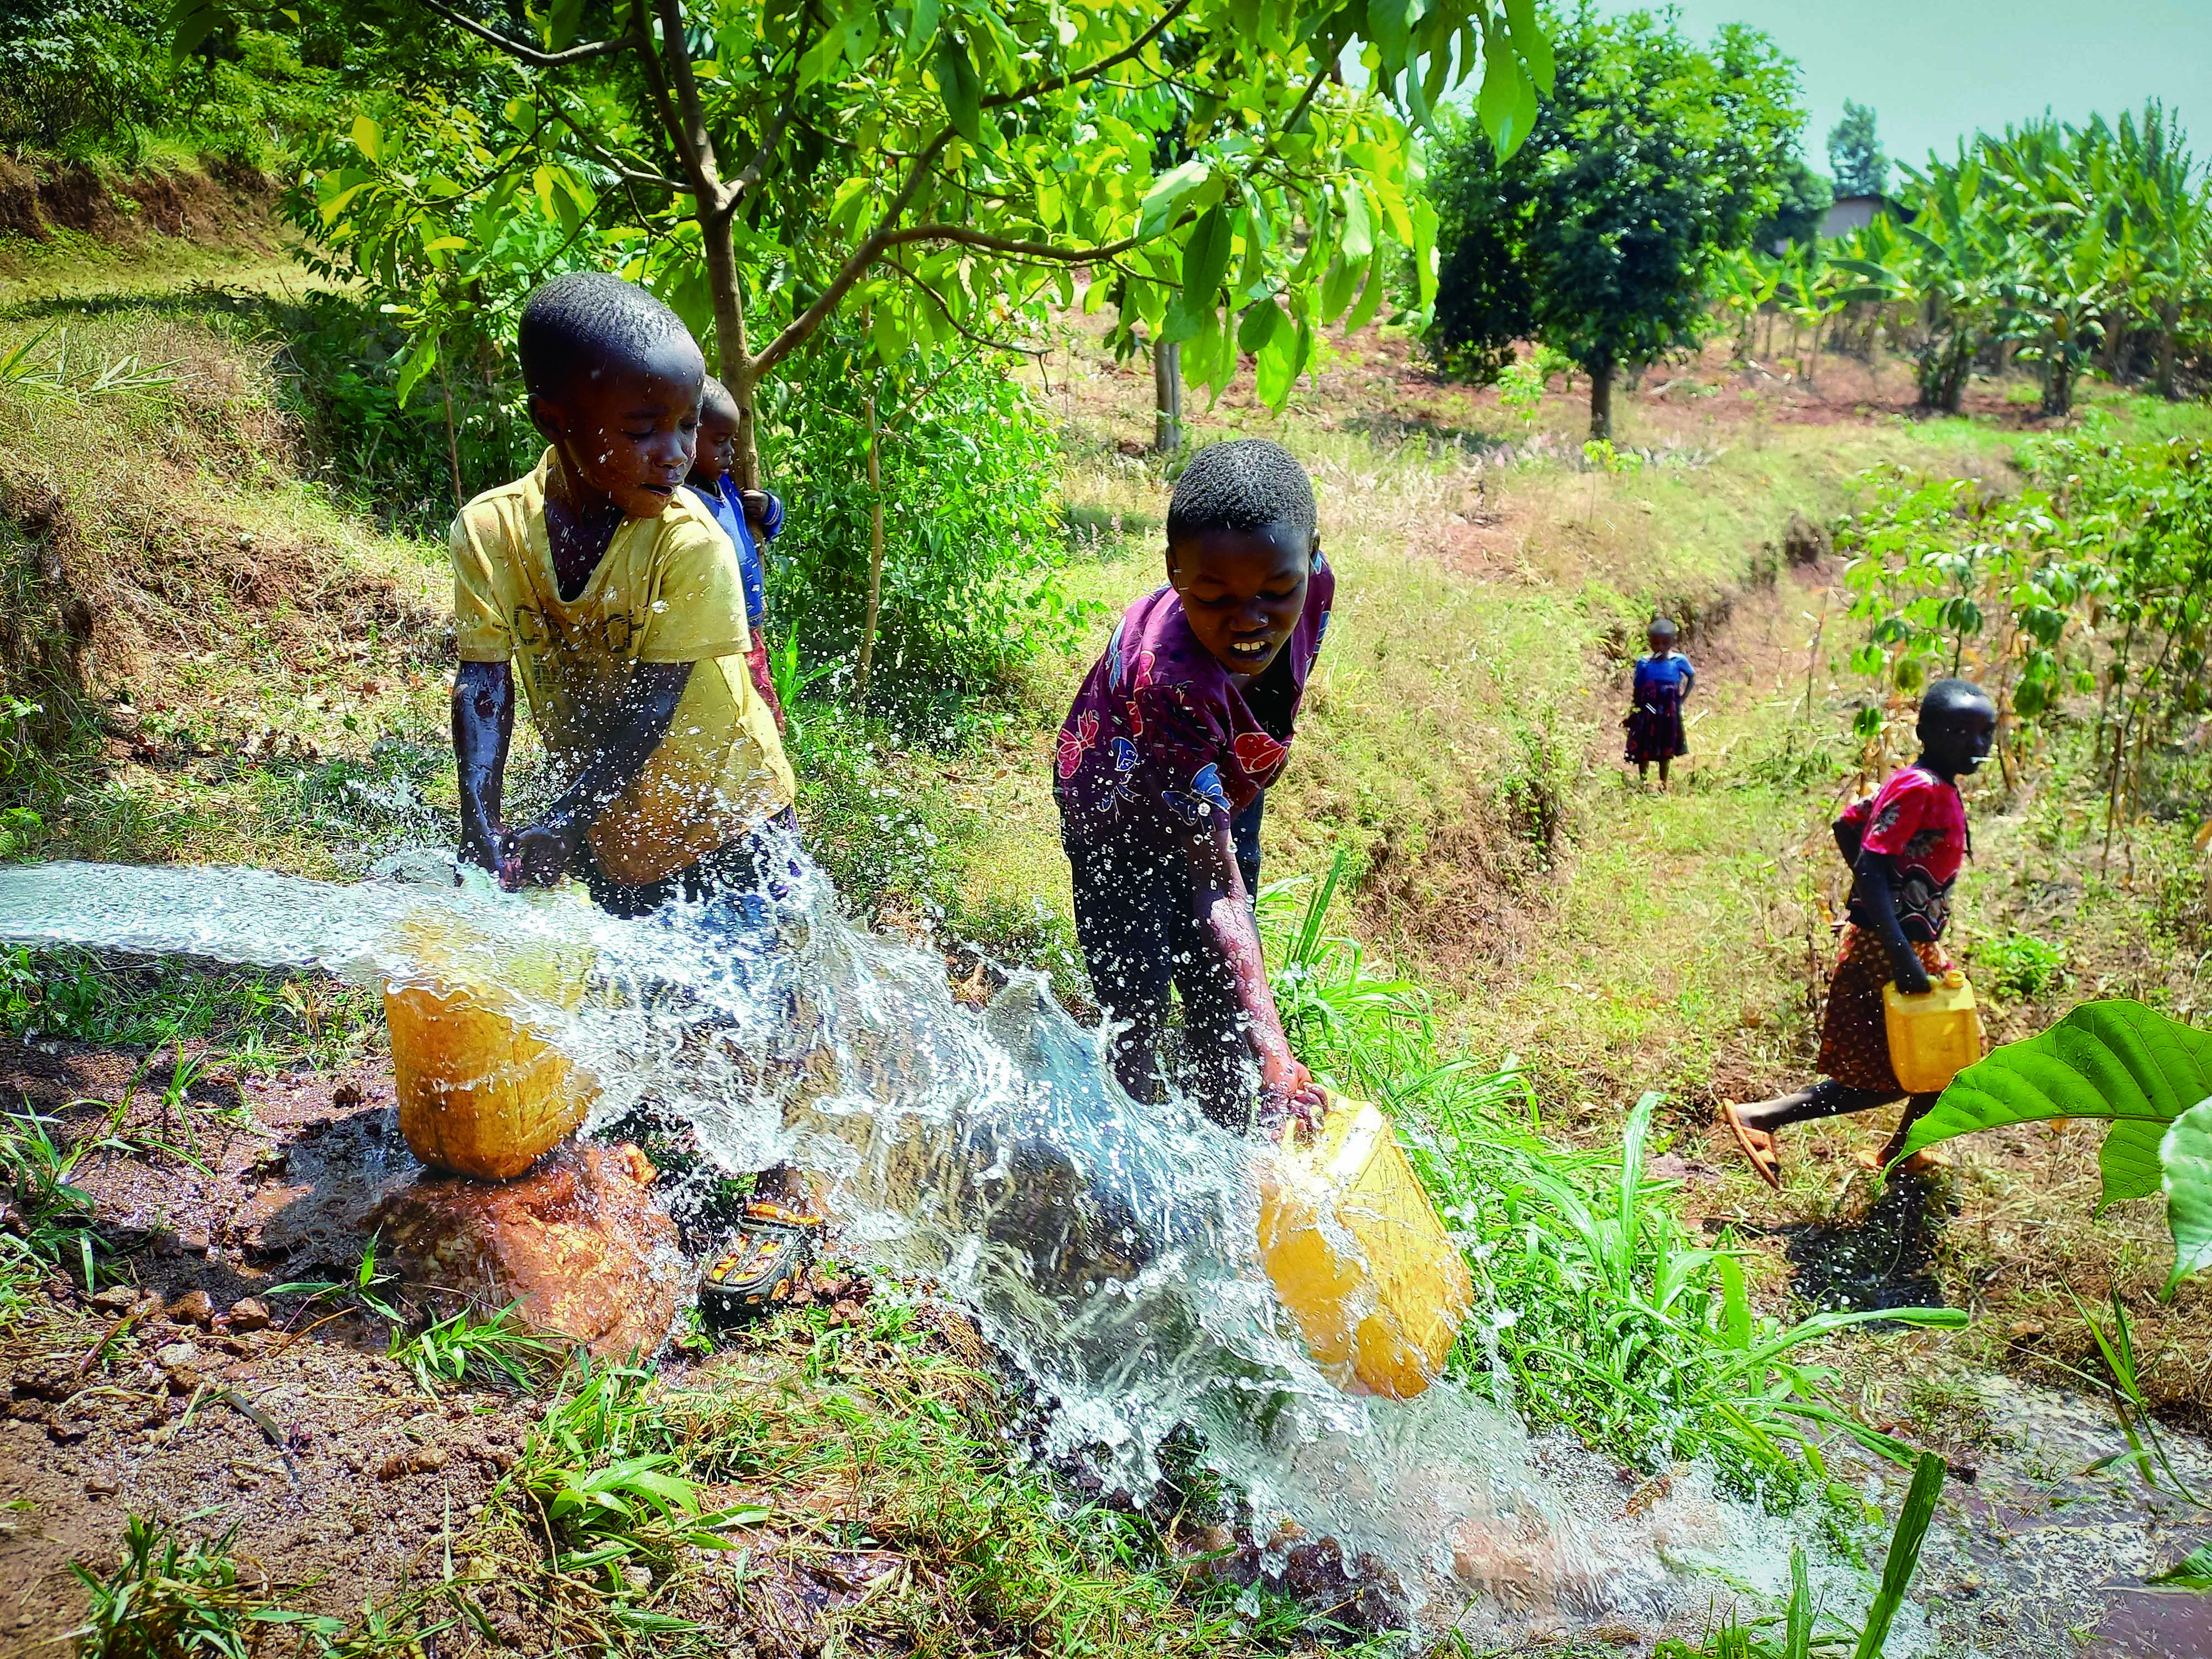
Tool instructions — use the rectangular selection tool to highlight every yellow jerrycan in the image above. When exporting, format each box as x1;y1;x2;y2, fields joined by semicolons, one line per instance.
1882;968;1983;1095
1256;1096;1475;1400
383;885;598;1181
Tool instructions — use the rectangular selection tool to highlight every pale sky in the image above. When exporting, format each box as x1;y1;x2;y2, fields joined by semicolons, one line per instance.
1587;0;2209;180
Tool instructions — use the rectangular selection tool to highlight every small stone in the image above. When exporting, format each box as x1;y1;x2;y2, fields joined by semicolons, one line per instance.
90;1285;138;1314
622;1565;654;1592
176;1230;210;1258
154;1342;203;1371
85;1477;117;1496
168;1290;215;1327
224;1297;270;1333
375;1453;411;1481
332;1082;364;1110
411;1447;447;1473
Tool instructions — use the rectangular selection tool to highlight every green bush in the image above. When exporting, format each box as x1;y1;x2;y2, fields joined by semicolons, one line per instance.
761;336;1081;729
0;0;164;160
1975;929;2068;1001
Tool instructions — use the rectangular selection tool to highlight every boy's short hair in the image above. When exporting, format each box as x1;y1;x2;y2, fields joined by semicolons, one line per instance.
698;376;740;425
1919;678;1994;724
1648;615;1679;638
519;272;696;402
1166;439;1317;550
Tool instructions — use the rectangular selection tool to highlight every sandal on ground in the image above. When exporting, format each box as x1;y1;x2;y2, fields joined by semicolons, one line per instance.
699;1201;825;1324
1720;1103;1782;1191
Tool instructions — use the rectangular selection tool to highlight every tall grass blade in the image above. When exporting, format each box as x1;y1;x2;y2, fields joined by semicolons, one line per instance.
1785;1543;1812;1659
1852;1451;1945;1659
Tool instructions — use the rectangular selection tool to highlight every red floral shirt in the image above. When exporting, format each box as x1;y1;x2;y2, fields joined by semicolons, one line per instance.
1053;555;1332;844
1840;764;1970;940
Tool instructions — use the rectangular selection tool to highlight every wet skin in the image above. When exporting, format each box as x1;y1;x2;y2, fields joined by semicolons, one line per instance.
688;392;775;533
454;340;707;888
1147;521;1325;1131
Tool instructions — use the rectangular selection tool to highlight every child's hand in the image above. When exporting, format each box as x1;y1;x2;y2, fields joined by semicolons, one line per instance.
737;488;774;528
499;817;581;890
1891;956;1934;998
1256;1061;1328;1140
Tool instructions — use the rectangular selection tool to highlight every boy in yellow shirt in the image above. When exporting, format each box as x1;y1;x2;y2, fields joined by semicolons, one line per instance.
448;272;796;915
449;273;818;1308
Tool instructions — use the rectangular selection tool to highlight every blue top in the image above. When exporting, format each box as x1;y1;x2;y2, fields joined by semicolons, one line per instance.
684;477;783;631
1631;651;1695;705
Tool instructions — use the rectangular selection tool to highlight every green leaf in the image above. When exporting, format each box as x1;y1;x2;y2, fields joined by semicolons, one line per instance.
2145;1543;2212;1592
936;36;983;146
1477;19;1532;158
903;0;940;63
1180;205;1234;316
1339;184;1374;262
1364;0;1410;77
1854;1453;1945;1659
546;0;583;50
2161;1097;2212;1291
1345;254;1385;332
1502;0;1554;93
393;334;438;410
1254;319;1297;409
1139;159;1211;239
1237;299;1280;357
169;0;225;65
351;114;382;165
1319;256;1359;324
1899;1000;2212;1207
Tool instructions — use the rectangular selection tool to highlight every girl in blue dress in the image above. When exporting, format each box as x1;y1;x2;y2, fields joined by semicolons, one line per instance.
1625;617;1695;787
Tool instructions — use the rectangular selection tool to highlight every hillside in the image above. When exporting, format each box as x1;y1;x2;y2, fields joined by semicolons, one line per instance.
6;201;2212;1657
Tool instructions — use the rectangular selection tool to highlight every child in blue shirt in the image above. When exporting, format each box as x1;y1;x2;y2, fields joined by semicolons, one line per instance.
1624;617;1695;789
685;376;786;732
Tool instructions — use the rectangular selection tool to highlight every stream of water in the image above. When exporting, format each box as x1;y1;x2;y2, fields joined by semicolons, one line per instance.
0;854;1963;1644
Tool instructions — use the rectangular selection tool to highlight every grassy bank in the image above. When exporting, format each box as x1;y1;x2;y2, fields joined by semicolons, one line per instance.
6;237;2212;1652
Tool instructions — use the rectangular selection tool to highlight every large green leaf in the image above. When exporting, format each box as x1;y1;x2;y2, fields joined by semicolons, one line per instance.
1898;1000;2212;1205
2161;1098;2212;1292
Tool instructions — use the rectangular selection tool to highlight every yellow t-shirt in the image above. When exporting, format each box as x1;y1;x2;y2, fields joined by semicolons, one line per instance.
450;450;797;888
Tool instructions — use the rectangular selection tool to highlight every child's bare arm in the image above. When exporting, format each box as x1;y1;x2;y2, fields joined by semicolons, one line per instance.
1177;811;1324;1129
453;660;516;874
503;662;694;888
1849;852;1934;995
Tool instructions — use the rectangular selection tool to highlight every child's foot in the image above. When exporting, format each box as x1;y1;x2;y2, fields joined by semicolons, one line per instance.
1855;1145;1950;1177
1719;1103;1782;1190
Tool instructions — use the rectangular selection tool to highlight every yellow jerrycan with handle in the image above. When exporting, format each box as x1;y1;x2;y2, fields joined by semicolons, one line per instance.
384;884;598;1181
1256;1095;1474;1400
1881;968;1983;1095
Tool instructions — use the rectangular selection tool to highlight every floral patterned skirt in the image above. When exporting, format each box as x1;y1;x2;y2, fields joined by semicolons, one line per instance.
1624;692;1687;764
1816;924;1955;1095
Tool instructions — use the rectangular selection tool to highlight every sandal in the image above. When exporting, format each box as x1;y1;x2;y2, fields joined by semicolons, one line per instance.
698;1201;825;1324
1720;1103;1782;1191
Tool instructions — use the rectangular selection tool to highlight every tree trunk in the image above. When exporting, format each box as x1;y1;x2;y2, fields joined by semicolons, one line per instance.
855;386;885;702
696;206;769;488
1152;337;1182;453
2157;300;2180;400
1587;358;1614;440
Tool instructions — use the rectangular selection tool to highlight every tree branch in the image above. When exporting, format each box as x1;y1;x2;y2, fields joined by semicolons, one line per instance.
412;0;622;67
883;255;1049;358
654;0;727;196
630;0;717;205
755;222;1141;375
717;98;796;215
984;0;1192;110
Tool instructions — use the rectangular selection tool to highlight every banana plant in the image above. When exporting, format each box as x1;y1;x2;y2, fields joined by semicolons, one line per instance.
1896;1001;2212;1292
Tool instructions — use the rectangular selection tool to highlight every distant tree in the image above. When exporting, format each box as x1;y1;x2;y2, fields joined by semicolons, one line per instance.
1428;9;1800;437
1757;155;1835;249
1829;99;1890;197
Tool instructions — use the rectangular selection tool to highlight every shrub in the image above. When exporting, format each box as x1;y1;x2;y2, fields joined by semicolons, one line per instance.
1975;929;2068;1001
762;336;1080;729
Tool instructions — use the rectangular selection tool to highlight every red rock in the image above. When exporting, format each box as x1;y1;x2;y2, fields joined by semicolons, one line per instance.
167;1288;214;1327
369;1143;680;1359
223;1297;270;1332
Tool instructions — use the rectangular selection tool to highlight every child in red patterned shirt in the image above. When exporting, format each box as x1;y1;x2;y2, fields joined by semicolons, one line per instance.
1722;680;1997;1187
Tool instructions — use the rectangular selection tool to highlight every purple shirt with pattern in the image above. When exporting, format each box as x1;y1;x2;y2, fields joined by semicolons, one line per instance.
1054;554;1333;843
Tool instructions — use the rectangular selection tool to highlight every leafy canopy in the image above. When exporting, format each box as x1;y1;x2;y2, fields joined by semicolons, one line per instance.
1426;7;1799;425
1828;97;1888;198
187;0;1556;440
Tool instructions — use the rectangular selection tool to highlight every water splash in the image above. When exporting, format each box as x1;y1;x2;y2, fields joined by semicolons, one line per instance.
0;854;1837;1641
